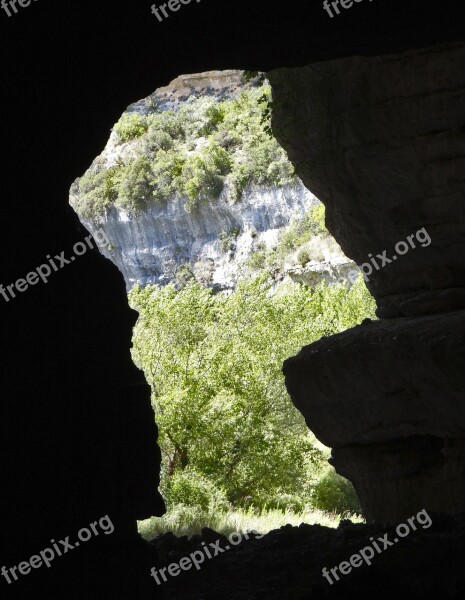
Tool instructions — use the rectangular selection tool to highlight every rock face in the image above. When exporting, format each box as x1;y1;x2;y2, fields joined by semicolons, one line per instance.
284;311;465;522
270;42;465;319
273;42;465;523
79;181;320;290
73;69;358;292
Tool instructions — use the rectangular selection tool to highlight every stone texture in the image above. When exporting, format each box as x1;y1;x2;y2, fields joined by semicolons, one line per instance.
77;181;319;290
269;42;465;319
74;69;357;294
332;436;465;523
283;310;465;521
284;311;465;448
148;514;465;599
273;43;465;523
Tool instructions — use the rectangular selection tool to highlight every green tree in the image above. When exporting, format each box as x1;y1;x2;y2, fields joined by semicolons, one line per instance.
129;275;376;509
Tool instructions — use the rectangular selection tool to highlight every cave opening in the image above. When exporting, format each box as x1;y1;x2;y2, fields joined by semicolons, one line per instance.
68;69;370;544
4;0;465;595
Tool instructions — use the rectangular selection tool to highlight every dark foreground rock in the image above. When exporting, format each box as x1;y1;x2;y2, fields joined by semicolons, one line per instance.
283;310;465;523
270;41;465;526
147;515;465;600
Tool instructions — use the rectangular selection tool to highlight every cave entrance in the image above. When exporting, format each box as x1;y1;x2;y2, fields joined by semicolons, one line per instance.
69;69;368;542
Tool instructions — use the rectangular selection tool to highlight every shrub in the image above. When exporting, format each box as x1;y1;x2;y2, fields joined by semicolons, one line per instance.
310;203;327;235
312;469;362;515
162;470;230;512
219;227;241;253
219;231;232;253
212;127;241;151
151;149;186;201
114;113;148;143
73;82;300;218
297;247;311;267
181;143;231;210
264;203;329;270
116;156;154;212
247;241;267;270
266;153;296;186
229;161;254;201
262;493;307;514
200;104;226;136
70;166;121;218
175;263;195;287
243;70;259;82
144;126;174;152
147;111;186;141
247;251;267;270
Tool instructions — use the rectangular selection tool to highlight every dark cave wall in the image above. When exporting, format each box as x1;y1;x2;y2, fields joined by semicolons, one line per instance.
270;43;465;319
271;42;465;523
2;0;465;597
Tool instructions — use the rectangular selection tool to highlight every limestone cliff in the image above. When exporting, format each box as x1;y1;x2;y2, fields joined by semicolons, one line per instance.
70;70;357;291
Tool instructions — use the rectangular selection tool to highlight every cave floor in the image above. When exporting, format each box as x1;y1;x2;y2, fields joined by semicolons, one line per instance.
147;513;465;599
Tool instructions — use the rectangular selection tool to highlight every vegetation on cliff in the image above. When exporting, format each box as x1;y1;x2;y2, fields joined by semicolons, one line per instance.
70;82;297;218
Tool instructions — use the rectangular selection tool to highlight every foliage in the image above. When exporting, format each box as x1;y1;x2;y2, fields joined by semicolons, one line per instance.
129;274;376;511
117;155;154;212
161;469;230;512
297;247;311;267
72;80;298;218
312;469;362;514
150;149;186;202
219;227;241;253
246;203;328;273
246;248;267;270
272;204;327;260
69;165;120;219
175;263;195;288
310;203;326;235
114;113;148;142
181;142;231;211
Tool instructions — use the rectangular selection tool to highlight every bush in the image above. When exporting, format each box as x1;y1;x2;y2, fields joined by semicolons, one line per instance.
70;166;121;218
262;493;307;514
219;231;232;253
310;203;326;235
247;241;267;270
200;104;226;136
297;247;311;267
175;263;195;287
114;113;148;143
73;82;299;219
181;143;231;211
162;470;230;512
312;469;362;515
219;227;241;253
147;111;186;141
264;203;328;270
151;149;186;201
144;126;174;152
116;156;154;212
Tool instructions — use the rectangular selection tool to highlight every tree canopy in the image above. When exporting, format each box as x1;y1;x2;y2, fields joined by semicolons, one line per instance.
129;275;376;511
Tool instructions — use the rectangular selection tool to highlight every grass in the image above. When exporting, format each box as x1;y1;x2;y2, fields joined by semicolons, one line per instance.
138;506;364;540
